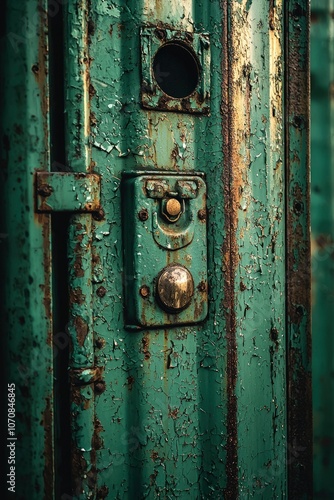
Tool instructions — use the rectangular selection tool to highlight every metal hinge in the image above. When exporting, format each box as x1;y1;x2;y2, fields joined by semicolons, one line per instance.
36;172;101;212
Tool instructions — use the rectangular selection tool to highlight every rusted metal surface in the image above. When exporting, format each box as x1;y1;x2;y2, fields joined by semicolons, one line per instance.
220;1;238;496
0;0;54;498
285;1;312;498
56;0;310;497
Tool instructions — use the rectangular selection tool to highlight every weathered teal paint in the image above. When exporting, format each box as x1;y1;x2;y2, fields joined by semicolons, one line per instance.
0;0;54;498
311;1;334;497
228;2;287;497
58;0;310;498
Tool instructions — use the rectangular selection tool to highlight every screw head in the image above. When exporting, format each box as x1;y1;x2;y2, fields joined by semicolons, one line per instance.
198;281;207;292
38;184;53;197
138;209;149;221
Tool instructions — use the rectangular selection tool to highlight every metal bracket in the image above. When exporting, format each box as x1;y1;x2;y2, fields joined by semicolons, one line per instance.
36;172;101;212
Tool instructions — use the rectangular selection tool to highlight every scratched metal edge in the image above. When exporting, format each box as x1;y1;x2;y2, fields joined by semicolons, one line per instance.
221;1;238;497
63;0;96;497
0;0;54;498
285;1;312;497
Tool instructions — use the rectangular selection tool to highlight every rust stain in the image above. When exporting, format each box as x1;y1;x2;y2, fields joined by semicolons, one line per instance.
168;407;179;419
92;417;104;450
71;446;89;496
151;450;159;461
70;287;86;304
95;337;106;349
96;485;109;498
74;316;89;347
142;334;151;360
220;0;249;496
126;375;135;391
269;0;275;30
270;327;279;352
150;470;158;486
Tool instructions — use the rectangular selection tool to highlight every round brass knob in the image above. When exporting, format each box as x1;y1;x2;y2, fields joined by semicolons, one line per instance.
165;198;182;217
157;264;194;312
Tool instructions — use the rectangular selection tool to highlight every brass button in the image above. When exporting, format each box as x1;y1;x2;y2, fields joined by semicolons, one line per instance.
166;198;182;217
157;264;194;312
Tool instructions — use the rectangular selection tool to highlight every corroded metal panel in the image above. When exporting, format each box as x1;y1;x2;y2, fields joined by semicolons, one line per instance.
311;1;334;497
0;1;54;498
58;0;311;498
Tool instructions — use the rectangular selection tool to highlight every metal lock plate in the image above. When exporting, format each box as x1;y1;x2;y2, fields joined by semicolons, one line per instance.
140;27;210;114
122;173;208;329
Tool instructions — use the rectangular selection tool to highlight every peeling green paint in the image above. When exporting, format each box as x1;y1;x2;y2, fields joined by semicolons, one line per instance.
0;0;311;497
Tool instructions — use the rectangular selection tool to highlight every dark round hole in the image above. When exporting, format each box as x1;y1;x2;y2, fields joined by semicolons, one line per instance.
153;42;200;99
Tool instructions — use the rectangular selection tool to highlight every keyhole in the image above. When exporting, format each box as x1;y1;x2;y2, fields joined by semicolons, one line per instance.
153;42;200;98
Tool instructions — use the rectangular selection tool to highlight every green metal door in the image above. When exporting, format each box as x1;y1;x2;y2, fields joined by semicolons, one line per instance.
0;1;312;498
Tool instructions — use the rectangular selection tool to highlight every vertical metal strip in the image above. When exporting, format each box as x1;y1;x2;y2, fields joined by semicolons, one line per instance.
221;1;238;496
225;2;287;496
285;1;312;497
311;1;334;495
0;0;54;497
63;1;96;497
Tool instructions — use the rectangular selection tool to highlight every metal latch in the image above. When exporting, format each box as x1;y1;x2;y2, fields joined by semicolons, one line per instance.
122;172;208;329
36;172;101;213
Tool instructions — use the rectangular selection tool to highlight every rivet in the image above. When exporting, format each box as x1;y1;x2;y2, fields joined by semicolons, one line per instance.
139;285;150;298
166;198;182;217
96;286;106;298
94;381;106;394
198;208;206;220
